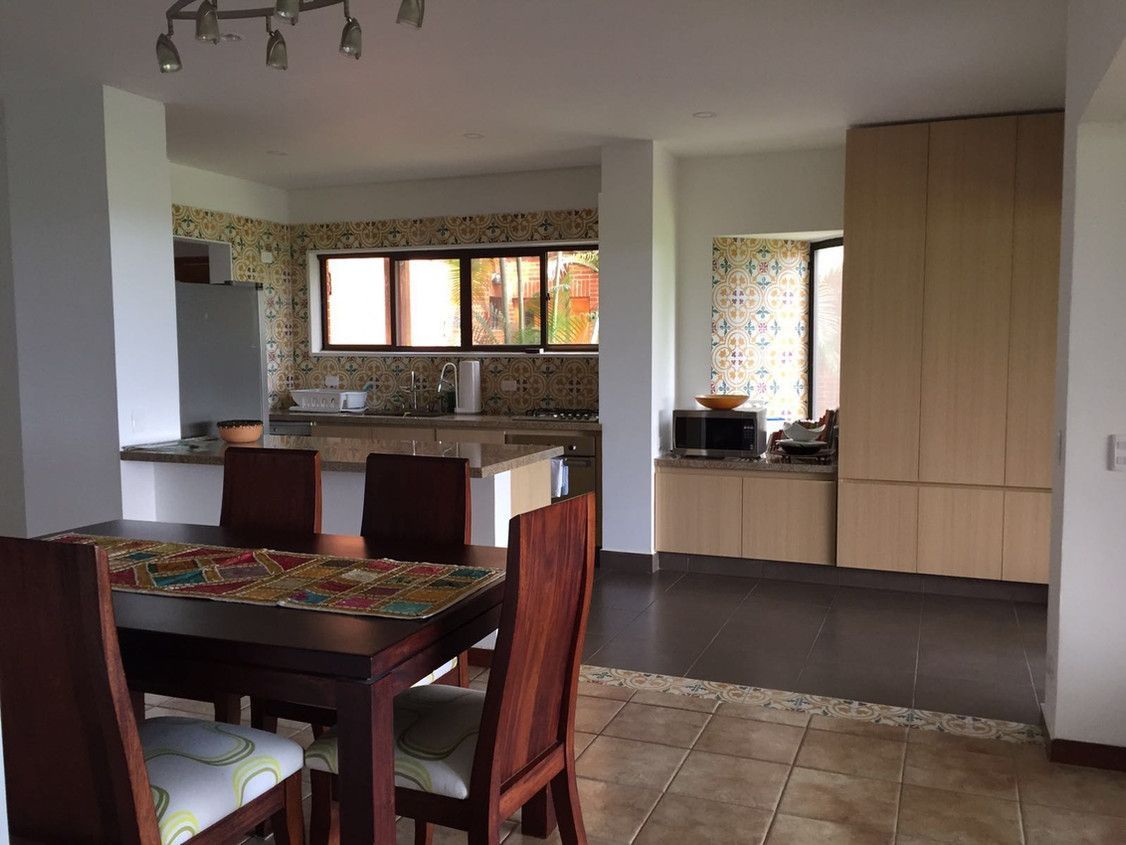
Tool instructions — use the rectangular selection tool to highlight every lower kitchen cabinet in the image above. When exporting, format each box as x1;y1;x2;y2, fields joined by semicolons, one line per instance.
655;470;743;557
837;481;918;572
1002;489;1051;584
314;423;436;441
742;477;836;564
917;486;1004;579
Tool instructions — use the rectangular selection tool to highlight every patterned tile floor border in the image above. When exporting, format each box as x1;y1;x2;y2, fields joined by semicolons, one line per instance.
579;664;1044;745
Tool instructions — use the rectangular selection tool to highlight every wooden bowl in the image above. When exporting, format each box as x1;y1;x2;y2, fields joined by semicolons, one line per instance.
217;419;263;444
694;394;749;411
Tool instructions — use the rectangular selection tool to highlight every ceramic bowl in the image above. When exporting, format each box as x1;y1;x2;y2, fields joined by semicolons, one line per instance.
782;421;826;442
217;419;264;444
694;394;749;411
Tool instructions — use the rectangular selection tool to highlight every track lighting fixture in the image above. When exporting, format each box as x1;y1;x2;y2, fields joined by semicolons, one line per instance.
157;1;425;72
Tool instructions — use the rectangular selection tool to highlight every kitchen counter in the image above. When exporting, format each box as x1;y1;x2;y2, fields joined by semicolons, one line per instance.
655;453;837;476
270;410;601;432
122;435;563;479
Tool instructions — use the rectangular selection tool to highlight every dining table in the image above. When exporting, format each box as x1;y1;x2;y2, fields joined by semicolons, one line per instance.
67;518;508;844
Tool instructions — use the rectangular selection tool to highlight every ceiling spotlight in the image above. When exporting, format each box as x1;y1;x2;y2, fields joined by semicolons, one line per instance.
692;111;718;119
275;0;300;23
397;0;424;28
266;19;288;69
340;15;362;58
196;0;220;44
463;132;484;140
156;25;182;73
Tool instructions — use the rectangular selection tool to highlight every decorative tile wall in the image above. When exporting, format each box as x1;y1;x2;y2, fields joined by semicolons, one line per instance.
172;205;599;414
711;237;809;420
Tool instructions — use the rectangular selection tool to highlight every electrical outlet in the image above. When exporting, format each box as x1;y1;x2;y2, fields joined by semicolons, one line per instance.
1109;434;1126;471
261;250;275;264
501;379;518;393
325;375;341;389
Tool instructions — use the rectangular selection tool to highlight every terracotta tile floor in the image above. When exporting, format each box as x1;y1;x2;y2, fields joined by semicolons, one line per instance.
145;669;1126;845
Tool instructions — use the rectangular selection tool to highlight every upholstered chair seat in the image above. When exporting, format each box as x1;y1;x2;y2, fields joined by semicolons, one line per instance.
141;716;305;845
305;685;484;799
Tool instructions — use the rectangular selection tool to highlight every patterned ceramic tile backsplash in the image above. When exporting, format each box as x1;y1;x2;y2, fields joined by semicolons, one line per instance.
172;205;599;414
710;237;809;420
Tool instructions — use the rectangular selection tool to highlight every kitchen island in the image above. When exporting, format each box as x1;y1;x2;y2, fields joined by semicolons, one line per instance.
121;434;563;546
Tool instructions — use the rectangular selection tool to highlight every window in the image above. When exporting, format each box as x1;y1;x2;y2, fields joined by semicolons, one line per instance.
318;245;598;352
810;238;843;419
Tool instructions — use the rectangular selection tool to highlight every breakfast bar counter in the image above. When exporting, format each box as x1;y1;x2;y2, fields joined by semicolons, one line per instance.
121;435;562;546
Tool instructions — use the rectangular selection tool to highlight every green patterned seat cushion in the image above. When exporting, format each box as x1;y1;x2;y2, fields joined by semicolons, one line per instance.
415;658;458;686
305;684;484;799
140;716;304;845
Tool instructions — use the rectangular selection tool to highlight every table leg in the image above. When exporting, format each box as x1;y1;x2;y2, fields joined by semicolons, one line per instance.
522;787;557;838
337;678;396;844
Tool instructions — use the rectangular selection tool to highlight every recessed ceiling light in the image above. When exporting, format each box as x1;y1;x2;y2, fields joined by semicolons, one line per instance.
693;111;717;119
266;149;289;156
463;132;485;140
220;32;243;43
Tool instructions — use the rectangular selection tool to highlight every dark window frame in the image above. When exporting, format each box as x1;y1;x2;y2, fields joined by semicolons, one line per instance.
808;237;844;419
318;244;598;353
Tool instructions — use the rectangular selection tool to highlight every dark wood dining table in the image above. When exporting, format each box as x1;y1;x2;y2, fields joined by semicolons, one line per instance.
70;519;507;845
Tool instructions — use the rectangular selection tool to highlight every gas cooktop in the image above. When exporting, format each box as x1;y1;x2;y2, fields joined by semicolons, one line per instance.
515;408;599;422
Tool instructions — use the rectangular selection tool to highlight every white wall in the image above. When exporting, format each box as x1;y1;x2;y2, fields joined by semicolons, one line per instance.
674;148;846;406
652;147;677;455
104;87;180;448
289;166;601;223
0;106;26;538
2;84;123;536
170;162;289;223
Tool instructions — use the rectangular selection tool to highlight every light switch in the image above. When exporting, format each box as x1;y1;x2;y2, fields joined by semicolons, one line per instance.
261;250;274;264
1109;435;1126;471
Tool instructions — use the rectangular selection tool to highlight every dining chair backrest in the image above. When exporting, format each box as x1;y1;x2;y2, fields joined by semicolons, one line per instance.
360;453;471;544
471;494;596;793
0;537;159;844
221;446;322;535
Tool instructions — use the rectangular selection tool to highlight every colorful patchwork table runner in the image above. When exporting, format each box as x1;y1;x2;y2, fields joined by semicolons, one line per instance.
46;534;504;620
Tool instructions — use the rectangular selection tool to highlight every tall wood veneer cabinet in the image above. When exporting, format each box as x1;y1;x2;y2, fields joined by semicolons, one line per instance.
837;112;1063;584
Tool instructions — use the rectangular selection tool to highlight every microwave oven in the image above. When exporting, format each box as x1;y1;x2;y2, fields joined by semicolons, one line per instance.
672;408;768;458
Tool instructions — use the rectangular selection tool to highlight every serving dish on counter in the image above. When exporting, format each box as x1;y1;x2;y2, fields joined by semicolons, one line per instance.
694;393;749;411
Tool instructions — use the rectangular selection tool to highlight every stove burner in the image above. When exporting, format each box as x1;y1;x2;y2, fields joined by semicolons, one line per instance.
522;408;598;421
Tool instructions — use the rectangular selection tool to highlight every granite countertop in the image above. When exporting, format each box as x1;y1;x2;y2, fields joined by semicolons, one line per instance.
121;435;564;478
271;410;601;432
655;453;837;476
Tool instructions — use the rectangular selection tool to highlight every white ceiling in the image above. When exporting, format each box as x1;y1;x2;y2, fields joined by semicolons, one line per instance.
0;0;1068;189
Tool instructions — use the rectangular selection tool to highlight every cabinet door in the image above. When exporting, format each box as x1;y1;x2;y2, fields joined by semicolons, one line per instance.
435;427;507;444
1006;113;1063;489
919;116;1017;485
655;471;742;557
917;486;1004;579
742;477;836;565
838;123;930;482
836;481;918;572
315;423;435;442
1003;490;1051;584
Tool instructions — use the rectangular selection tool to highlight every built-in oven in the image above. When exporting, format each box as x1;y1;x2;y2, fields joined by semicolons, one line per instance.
505;432;598;502
672;408;768;458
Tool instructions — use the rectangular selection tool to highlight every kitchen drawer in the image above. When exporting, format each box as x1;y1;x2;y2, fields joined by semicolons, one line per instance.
655;470;742;557
315;423;435;442
837;481;918;572
435;427;507;444
917;485;1004;579
742;477;835;565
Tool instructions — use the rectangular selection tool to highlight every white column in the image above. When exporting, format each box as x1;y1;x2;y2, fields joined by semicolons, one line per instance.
598;141;677;559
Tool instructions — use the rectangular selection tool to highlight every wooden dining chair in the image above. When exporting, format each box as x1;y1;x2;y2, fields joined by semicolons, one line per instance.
0;536;305;845
363;452;473;686
304;493;596;845
221;445;323;535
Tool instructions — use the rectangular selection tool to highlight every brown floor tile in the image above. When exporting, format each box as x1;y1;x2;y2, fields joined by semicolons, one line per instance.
630;689;720;713
1021;803;1126;845
579;681;634;701
576;735;688;791
777;767;899;834
602;702;710;747
575;777;663;842
1017;759;1126;818
903;742;1017;800
898;784;1022;844
766;814;894;845
795;729;906;782
809;715;909;742
668;750;789;810
715;701;811;728
160;697;217;716
635;793;772;845
906;728;1019;758
695;714;805;764
576;695;627;733
574;731;597;756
